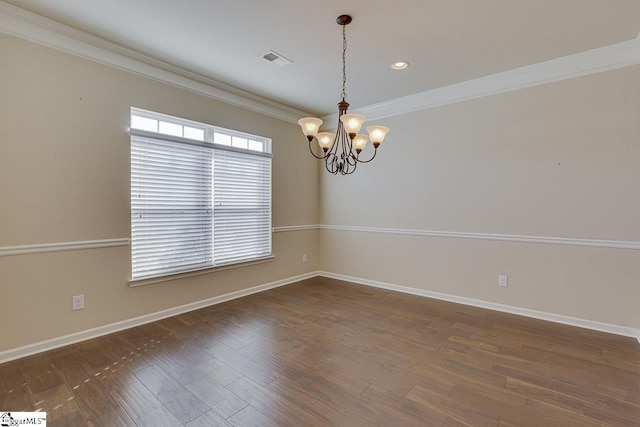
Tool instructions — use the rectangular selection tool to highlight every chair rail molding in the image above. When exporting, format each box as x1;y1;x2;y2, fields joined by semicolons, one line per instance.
319;224;640;250
2;225;636;257
0;238;131;257
272;225;319;233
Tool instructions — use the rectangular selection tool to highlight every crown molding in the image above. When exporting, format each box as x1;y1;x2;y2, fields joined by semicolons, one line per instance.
2;2;639;128
322;37;640;123
0;2;308;124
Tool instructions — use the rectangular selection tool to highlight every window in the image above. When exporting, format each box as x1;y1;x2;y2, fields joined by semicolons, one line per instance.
130;107;272;281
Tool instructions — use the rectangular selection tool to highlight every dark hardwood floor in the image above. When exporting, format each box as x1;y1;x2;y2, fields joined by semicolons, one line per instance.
1;276;639;426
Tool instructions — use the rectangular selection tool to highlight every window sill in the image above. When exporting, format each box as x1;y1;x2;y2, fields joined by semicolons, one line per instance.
128;255;275;287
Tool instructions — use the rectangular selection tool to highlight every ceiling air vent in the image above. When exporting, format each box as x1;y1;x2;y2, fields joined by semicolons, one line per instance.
261;50;292;67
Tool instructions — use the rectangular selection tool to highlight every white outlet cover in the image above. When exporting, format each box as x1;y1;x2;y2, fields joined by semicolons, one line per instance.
498;275;508;287
72;294;85;310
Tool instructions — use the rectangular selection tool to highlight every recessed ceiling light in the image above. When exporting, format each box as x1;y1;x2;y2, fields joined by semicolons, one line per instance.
391;61;409;70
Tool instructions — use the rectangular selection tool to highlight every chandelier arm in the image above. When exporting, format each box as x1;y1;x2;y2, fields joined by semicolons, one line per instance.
308;140;329;160
345;152;357;167
340;160;349;175
354;146;378;163
326;152;339;174
327;130;341;165
326;161;335;174
340;130;350;161
342;156;356;175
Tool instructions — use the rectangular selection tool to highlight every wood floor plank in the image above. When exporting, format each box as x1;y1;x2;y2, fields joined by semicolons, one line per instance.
0;362;28;394
102;377;164;421
18;353;56;381
86;406;136;427
133;364;210;424
442;359;507;387
69;377;121;422
360;382;449;426
30;383;81;424
228;376;330;426
227;405;275;427
310;377;441;427
185;376;248;419
26;370;65;395
265;376;373;427
0;384;32;412
52;410;88;427
185;409;233;427
449;384;603;427
407;384;500;427
206;343;279;386
133;405;183;427
306;377;388;426
196;356;245;387
236;341;319;386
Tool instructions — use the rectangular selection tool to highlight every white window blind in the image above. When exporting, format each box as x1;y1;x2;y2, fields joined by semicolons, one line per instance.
130;108;272;281
213;149;271;264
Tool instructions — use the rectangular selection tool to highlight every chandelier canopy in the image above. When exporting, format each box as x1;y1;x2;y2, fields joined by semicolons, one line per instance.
298;15;389;175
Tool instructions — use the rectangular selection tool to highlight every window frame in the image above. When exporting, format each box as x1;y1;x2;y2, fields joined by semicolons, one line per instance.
129;107;273;286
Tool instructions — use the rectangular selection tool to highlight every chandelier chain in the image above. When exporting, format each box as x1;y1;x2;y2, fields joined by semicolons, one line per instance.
341;23;347;101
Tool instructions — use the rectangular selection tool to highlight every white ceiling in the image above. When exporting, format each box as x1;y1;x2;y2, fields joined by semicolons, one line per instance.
4;0;640;116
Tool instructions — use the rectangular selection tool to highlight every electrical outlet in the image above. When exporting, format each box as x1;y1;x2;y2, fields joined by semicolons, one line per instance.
498;275;508;287
72;295;85;310
302;253;308;263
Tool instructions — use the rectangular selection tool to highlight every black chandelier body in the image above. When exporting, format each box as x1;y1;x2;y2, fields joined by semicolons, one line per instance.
298;15;389;175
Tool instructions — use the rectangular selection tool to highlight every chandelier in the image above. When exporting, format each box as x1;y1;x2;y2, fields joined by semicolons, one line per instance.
298;15;390;175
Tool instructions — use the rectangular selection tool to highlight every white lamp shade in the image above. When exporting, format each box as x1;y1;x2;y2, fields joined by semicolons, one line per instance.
340;114;366;135
366;125;390;144
352;134;368;151
316;132;335;149
298;117;323;137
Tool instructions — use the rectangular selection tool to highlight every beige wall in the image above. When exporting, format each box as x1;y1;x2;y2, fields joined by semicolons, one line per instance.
0;36;319;352
1;32;639;355
320;65;640;329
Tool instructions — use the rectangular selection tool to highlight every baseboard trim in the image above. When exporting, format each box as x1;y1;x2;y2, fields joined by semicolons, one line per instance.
317;271;640;343
0;271;317;364
2;269;638;363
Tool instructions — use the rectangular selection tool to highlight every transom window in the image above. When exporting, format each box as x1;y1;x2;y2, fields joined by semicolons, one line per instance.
129;107;272;281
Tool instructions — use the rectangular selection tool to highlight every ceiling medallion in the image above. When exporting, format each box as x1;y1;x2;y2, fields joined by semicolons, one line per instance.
298;15;390;175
